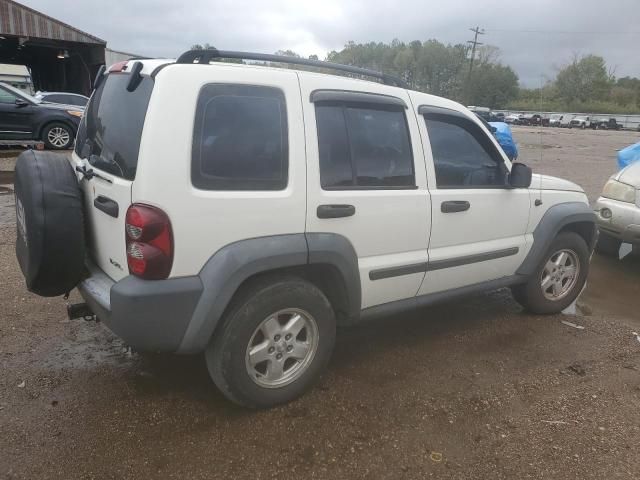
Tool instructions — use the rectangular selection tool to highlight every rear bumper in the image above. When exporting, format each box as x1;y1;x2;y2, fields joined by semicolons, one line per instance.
594;197;640;244
78;261;203;352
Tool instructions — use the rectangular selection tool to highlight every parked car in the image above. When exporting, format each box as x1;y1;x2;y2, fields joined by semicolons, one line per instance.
34;91;89;108
467;106;491;121
594;161;640;255
569;116;590;129
549;114;564;127
0;82;82;149
505;113;523;125
591;118;623;130
13;52;597;408
489;111;505;122
522;114;550;127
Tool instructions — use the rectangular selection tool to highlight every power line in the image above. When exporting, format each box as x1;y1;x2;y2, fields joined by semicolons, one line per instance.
486;28;640;35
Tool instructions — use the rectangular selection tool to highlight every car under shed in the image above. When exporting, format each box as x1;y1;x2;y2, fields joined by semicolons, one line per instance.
0;0;106;96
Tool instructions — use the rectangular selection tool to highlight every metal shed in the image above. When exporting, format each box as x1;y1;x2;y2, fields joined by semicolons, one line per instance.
0;0;106;95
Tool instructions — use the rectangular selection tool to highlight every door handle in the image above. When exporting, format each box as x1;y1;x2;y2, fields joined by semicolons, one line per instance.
441;200;470;213
93;195;119;218
317;204;356;219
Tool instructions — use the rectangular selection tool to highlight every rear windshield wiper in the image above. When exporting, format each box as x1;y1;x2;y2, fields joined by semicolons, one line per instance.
88;154;125;177
76;165;112;183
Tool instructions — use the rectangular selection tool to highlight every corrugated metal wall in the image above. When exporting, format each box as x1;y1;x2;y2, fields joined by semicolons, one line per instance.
0;0;105;45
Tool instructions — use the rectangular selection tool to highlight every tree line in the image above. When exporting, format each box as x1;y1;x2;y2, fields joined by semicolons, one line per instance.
191;41;640;114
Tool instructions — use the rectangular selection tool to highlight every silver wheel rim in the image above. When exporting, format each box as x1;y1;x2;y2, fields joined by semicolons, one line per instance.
245;308;319;388
47;127;70;148
540;248;580;301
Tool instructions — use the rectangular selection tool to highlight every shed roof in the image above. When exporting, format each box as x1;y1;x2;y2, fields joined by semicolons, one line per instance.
0;0;106;45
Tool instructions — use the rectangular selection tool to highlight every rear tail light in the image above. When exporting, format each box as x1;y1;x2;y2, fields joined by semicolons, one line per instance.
125;204;173;279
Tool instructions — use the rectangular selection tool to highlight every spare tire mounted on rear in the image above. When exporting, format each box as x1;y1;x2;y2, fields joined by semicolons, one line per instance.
14;150;85;297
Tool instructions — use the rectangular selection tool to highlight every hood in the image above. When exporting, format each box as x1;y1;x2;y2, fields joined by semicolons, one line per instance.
533;174;585;193
39;102;84;113
615;161;640;187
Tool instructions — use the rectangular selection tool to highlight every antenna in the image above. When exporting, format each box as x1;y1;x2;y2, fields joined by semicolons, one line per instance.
537;74;544;206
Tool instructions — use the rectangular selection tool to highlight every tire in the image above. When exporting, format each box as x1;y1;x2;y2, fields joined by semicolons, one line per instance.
206;277;336;408
581;123;586;130
42;122;74;150
595;232;622;257
14;150;85;296
511;232;589;315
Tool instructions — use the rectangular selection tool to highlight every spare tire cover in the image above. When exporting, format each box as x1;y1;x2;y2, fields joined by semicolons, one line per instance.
14;150;85;297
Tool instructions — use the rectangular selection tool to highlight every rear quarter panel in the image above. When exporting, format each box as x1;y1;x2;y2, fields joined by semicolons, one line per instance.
133;64;307;277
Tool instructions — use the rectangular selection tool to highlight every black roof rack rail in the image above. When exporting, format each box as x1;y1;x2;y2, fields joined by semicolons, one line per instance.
175;49;408;88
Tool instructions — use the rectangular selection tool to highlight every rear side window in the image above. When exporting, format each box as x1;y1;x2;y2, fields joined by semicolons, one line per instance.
192;84;288;191
75;74;154;180
316;104;415;189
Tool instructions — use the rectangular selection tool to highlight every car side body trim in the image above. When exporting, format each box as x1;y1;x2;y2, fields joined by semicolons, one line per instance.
368;247;519;281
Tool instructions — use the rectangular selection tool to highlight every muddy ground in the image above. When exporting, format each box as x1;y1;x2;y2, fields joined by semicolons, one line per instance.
1;128;640;479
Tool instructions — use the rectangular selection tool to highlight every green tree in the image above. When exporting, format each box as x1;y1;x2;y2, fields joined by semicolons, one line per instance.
191;43;215;50
467;63;519;108
555;55;611;105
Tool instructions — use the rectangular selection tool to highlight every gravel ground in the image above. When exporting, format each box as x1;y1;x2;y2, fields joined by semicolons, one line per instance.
1;128;640;479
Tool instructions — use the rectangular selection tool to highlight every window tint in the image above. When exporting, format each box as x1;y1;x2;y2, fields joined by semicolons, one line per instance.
192;84;288;191
72;96;88;107
75;73;154;180
425;116;507;188
0;88;17;104
45;94;65;103
316;104;415;189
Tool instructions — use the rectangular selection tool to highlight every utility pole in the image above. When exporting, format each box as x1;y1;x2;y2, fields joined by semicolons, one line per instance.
466;26;485;104
467;26;485;76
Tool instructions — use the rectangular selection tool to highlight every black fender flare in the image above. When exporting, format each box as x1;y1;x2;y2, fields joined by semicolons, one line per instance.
516;202;597;277
177;233;360;353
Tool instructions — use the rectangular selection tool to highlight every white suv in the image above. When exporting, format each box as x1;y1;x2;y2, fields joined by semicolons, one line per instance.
14;50;597;408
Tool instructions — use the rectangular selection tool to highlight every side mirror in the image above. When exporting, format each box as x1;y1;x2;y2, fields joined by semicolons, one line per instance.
15;98;29;107
509;163;532;188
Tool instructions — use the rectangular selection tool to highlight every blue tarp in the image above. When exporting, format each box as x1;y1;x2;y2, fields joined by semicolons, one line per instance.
617;141;640;170
489;121;518;160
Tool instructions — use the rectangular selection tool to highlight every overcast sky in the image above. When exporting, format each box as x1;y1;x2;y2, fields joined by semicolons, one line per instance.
26;0;640;87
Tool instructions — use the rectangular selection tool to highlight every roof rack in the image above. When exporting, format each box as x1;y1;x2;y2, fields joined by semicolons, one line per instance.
175;49;408;88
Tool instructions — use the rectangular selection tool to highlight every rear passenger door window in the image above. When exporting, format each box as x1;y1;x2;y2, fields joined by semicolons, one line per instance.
315;103;415;189
424;114;507;188
192;84;288;190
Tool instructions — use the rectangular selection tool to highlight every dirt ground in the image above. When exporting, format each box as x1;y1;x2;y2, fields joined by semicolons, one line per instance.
1;128;640;480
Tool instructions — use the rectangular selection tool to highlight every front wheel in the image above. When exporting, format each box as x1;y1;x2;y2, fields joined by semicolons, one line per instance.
512;232;590;314
206;277;336;408
42;122;74;150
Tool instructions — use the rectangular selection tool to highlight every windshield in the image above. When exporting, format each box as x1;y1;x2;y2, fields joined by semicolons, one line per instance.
0;82;40;103
75;73;153;180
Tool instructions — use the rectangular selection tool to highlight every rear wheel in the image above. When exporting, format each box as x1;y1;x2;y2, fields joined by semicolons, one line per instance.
42;122;74;150
512;232;589;314
206;277;336;408
595;232;622;257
